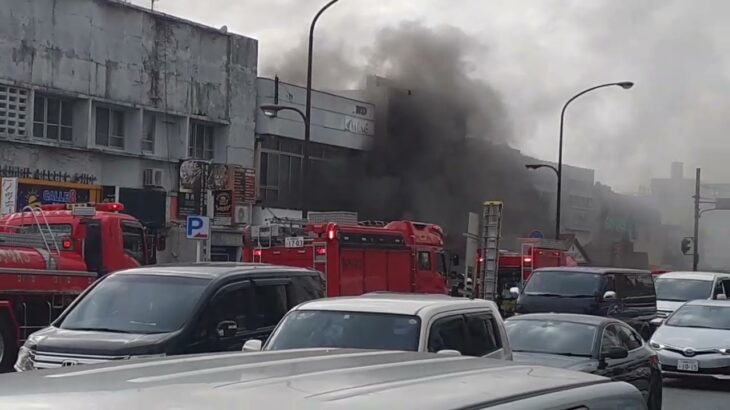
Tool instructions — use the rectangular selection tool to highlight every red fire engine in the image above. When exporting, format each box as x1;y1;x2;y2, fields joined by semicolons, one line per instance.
0;203;156;371
243;218;451;297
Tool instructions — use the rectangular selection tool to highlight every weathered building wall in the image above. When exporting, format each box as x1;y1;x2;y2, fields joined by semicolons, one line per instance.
0;0;259;263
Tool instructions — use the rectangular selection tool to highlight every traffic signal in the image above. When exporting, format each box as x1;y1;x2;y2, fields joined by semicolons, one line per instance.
681;237;693;255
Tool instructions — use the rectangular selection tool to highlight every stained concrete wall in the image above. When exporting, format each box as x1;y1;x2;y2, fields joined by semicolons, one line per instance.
0;0;258;169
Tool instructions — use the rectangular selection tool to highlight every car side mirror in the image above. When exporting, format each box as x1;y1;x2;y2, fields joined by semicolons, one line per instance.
242;339;263;352
601;346;629;360
509;287;520;297
650;318;664;327
603;291;617;301
436;349;462;356
216;320;238;338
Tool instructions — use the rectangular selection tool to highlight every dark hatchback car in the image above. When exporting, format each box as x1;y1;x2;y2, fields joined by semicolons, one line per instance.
506;313;662;410
15;263;324;371
514;267;657;339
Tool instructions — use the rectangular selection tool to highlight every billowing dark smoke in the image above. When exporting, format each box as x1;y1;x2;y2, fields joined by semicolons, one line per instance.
268;22;552;249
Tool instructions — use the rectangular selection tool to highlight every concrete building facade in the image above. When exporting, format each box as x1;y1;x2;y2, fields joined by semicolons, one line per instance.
253;77;375;223
0;0;258;262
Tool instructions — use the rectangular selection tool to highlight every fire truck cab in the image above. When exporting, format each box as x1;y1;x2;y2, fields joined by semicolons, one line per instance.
0;203;156;371
244;219;451;297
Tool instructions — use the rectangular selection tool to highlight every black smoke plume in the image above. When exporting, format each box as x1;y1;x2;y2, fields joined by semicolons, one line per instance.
267;22;552;250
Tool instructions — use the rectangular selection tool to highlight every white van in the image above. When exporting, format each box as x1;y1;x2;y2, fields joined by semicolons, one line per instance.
654;271;730;318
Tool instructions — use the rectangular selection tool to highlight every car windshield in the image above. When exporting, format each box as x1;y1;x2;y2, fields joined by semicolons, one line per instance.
654;278;713;302
523;271;600;297
505;319;597;357
665;305;730;330
266;310;421;351
60;274;210;334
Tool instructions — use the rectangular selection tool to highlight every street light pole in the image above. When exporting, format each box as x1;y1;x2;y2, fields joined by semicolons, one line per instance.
557;81;634;240
304;0;341;218
525;164;559;238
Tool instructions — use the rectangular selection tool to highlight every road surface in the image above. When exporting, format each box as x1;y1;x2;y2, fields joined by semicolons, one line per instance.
663;378;730;410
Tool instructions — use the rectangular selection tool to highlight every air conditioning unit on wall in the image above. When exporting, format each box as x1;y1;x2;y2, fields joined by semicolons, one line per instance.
143;168;164;187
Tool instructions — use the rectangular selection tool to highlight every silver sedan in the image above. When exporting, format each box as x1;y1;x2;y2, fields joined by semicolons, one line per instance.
650;299;730;380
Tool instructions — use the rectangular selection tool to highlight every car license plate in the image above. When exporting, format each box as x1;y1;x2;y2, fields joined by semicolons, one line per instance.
677;360;699;372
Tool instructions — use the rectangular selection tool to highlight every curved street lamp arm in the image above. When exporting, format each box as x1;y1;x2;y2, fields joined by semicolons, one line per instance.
272;106;307;123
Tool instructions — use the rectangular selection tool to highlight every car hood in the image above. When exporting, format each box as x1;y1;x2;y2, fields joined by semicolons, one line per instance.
511;351;597;372
656;300;685;313
29;326;173;356
653;325;730;350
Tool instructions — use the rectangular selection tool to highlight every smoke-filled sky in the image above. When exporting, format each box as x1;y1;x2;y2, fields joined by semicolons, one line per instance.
135;0;730;192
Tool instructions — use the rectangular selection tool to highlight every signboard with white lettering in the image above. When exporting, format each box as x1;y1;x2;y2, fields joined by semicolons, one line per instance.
1;178;18;215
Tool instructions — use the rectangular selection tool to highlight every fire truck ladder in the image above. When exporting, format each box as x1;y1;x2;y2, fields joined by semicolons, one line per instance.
479;201;503;300
0;206;61;257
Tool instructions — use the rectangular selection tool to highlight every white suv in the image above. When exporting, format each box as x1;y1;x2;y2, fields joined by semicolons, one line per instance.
244;292;512;360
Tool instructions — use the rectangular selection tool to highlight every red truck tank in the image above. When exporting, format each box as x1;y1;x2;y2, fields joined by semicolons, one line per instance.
243;219;449;297
0;203;156;371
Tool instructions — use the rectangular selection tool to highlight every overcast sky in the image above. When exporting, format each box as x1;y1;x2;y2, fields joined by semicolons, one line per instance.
134;0;730;192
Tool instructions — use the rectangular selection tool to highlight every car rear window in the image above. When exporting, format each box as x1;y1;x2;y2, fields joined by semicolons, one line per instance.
523;271;600;296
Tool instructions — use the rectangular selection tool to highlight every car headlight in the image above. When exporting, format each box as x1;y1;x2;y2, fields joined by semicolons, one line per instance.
14;346;35;372
649;340;665;350
717;348;730;355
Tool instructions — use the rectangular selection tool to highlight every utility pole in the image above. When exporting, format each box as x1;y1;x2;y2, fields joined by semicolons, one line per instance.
693;168;700;271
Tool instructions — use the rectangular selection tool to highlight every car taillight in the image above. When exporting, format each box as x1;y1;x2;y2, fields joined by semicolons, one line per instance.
62;239;73;250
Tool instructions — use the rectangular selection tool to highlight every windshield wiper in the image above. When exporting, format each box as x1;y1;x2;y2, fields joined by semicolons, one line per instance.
63;327;134;334
679;325;714;329
525;293;563;297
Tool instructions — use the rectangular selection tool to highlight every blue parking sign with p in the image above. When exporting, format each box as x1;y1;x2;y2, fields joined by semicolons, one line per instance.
186;215;210;240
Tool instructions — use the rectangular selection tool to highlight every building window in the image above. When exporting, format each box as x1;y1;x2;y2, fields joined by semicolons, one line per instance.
188;122;214;160
95;107;125;148
33;95;73;142
142;113;155;153
0;85;28;137
258;135;352;209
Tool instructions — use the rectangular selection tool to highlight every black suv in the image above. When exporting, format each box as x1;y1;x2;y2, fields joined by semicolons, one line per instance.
514;267;657;339
14;263;325;371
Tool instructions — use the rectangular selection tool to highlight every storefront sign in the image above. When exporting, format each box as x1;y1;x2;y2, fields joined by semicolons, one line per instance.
0;166;97;185
16;185;90;210
232;167;256;205
177;192;199;218
1;177;18;215
213;190;233;226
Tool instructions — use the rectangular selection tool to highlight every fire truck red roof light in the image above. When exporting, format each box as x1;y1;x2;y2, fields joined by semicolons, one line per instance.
327;228;336;240
96;203;124;212
523;257;533;263
316;247;327;255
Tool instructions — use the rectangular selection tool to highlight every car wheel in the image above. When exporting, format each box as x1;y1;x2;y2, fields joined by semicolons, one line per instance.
646;371;663;410
0;316;17;373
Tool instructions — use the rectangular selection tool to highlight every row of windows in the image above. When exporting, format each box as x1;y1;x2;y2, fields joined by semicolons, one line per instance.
0;86;216;161
258;135;355;208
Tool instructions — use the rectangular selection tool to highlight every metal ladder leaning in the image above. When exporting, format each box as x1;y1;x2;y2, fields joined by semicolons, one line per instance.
479;201;503;301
